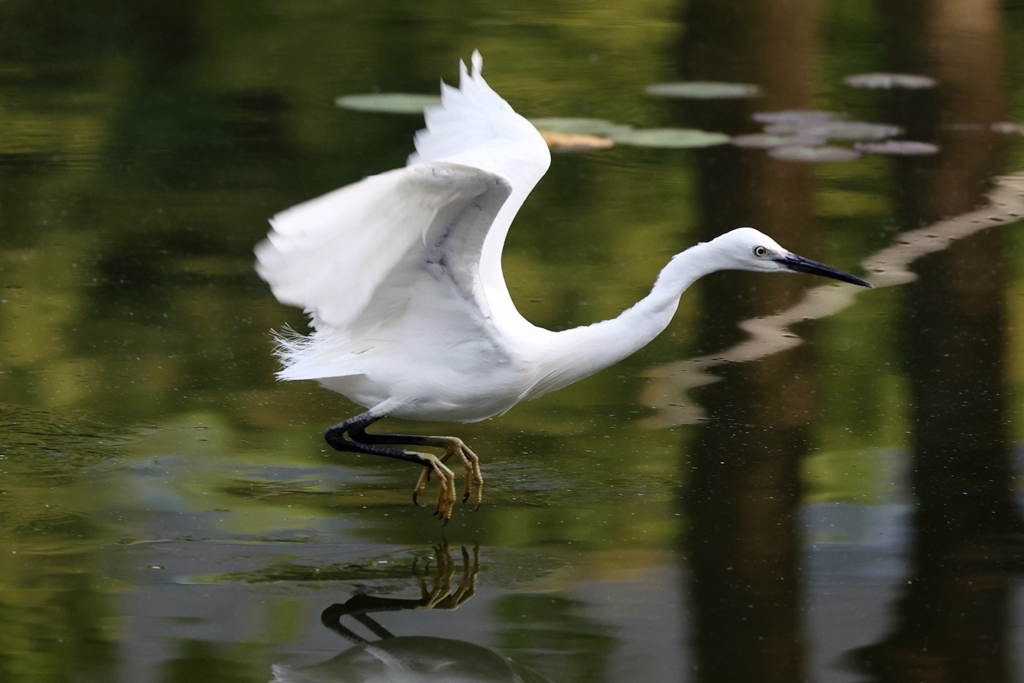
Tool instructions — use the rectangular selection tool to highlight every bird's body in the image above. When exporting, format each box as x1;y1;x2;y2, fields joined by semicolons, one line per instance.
256;52;871;521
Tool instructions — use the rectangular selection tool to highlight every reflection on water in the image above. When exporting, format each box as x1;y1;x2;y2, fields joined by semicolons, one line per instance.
277;633;550;683
274;545;551;683
846;6;1024;675
639;172;1024;428
2;0;1024;682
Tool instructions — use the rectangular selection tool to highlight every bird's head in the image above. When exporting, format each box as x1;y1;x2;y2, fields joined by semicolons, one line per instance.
710;227;872;288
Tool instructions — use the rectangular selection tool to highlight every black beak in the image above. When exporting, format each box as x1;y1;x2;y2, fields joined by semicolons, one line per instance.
775;253;873;288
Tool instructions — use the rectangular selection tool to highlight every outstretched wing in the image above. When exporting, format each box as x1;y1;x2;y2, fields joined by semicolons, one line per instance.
409;51;550;331
255;52;549;381
256;162;512;336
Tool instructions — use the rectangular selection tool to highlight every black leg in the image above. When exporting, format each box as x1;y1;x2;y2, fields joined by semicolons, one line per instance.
324;411;469;522
347;427;473;504
324;411;485;513
324;411;431;466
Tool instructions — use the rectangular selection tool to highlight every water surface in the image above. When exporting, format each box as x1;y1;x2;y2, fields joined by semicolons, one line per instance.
2;1;1024;681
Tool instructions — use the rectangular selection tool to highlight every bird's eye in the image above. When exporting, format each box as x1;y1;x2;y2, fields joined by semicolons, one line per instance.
753;246;768;257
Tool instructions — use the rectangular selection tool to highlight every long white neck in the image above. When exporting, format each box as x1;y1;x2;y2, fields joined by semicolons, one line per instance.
525;240;726;398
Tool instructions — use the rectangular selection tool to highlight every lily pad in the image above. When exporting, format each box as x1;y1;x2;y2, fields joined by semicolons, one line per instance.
530;118;631;136
645;81;762;99
768;145;861;162
731;133;827;149
797;121;904;141
991;122;1024;135
752;110;845;125
540;131;615;152
843;73;936;89
854;140;939;155
943;123;986;132
335;93;442;114
610;128;731;148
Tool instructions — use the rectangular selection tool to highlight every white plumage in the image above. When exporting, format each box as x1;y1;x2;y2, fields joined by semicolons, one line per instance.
256;52;870;521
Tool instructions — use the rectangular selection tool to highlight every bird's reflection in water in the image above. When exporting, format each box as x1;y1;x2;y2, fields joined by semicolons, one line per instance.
271;544;552;683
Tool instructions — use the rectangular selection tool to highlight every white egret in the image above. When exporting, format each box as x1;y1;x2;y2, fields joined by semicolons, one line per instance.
255;52;871;522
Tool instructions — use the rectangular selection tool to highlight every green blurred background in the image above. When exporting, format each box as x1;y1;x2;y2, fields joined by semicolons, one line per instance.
2;0;1024;681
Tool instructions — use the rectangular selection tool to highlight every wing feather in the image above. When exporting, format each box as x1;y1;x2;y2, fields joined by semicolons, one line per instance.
409;52;550;334
256;52;549;385
256;162;512;336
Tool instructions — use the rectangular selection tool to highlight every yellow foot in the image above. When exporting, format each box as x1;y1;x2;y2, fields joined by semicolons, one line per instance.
444;439;483;509
409;452;456;523
411;437;484;516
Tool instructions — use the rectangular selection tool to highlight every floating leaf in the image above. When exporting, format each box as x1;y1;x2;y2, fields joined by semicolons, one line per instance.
530;118;631;136
731;133;827;149
991;122;1024;135
796;121;903;141
610;128;730;149
843;73;936;89
335;93;441;114
752;110;844;125
644;81;762;99
769;145;861;162
942;123;988;132
854;140;939;155
540;131;615;152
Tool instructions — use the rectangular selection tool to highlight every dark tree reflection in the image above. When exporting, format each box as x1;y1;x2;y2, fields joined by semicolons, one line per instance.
848;0;1024;680
674;0;825;680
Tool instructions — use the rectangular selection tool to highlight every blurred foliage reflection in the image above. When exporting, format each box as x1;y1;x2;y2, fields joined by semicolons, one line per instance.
2;0;1024;681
